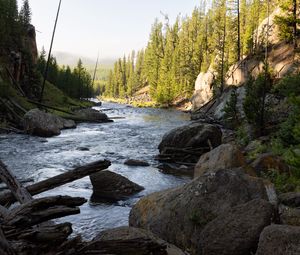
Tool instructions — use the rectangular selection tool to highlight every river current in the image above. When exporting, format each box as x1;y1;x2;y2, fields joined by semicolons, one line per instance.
0;102;190;239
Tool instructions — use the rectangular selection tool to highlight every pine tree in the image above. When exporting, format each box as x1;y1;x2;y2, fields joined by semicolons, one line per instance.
19;0;31;26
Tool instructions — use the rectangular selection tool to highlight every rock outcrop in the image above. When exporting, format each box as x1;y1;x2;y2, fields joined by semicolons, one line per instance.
199;199;273;255
23;108;76;137
191;66;216;111
90;171;144;203
129;169;269;253
191;8;299;112
157;123;222;164
82;226;186;255
256;225;300;255
194;143;246;178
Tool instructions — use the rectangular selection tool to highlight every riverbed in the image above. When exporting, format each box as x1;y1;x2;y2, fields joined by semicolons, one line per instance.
0;102;190;239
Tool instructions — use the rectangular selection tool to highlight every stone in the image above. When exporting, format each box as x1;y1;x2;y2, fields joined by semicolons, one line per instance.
251;153;290;176
279;205;300;226
90;171;144;203
194;143;246;178
191;67;215;111
83;226;186;255
158;123;222;163
278;192;300;207
23;109;76;137
256;225;300;255
199;199;274;255
124;159;150;167
76;108;110;122
129;169;268;253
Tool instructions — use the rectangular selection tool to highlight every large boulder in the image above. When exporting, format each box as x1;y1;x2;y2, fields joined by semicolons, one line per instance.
129;169;269;253
158;123;222;164
256;225;300;255
194;143;246;178
90;171;144;203
251;153;290;176
23;109;76;137
76;108;111;122
82;226;186;255
199;199;274;255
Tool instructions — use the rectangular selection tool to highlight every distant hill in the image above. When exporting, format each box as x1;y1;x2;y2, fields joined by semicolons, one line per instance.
53;51;115;69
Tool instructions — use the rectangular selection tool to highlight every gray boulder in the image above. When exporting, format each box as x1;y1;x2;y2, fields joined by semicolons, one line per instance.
82;226;186;255
90;171;144;203
158;123;222;163
129;169;268;253
23;108;76;137
124;159;150;167
76;108;111;122
199;199;274;255
256;225;300;255
194;143;247;178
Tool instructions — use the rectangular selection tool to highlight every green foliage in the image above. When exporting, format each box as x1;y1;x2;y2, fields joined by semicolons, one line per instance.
222;88;239;127
37;53;96;100
103;0;278;104
243;72;272;134
274;0;299;44
19;0;31;27
262;169;300;193
236;125;250;146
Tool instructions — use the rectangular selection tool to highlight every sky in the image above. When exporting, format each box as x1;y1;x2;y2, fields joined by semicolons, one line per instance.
18;0;202;61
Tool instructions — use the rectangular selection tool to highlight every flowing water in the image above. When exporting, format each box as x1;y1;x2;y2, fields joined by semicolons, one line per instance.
0;102;190;239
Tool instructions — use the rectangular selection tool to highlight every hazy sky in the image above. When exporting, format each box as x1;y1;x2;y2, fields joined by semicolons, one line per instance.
19;0;202;61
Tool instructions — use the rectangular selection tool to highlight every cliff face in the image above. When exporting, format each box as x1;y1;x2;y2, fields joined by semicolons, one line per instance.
191;7;300;111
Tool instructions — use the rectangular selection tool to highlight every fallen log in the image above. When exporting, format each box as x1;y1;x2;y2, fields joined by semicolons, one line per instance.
0;160;111;205
15;222;72;243
27;99;76;115
0;226;15;255
0;160;32;204
3;196;86;229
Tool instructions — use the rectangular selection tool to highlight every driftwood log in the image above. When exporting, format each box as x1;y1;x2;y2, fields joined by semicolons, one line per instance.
0;159;112;254
0;159;111;205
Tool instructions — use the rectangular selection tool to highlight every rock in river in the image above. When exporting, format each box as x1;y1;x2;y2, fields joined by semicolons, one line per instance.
124;159;150;167
23;108;76;137
157;123;222;163
129;168;269;254
90;170;144;203
76;108;111;122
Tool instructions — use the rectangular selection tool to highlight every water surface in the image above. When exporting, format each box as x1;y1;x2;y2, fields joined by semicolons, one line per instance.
0;102;190;239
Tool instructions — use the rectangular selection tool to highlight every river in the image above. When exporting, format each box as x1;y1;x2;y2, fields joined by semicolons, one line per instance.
0;102;191;239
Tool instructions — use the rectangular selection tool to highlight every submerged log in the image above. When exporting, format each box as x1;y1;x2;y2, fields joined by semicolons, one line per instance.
0;160;111;205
